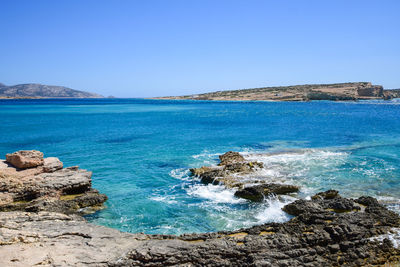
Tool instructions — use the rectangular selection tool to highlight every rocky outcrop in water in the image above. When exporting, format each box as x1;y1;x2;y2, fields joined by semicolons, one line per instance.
190;151;264;188
235;183;299;202
0;150;107;215
1;150;400;266
190;151;298;201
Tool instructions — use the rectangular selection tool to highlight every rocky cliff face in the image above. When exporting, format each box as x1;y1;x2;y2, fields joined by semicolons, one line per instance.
384;89;400;99
0;83;103;98
356;83;384;97
0;150;399;266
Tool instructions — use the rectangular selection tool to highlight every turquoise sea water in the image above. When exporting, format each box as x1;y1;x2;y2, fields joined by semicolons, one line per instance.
1;98;400;235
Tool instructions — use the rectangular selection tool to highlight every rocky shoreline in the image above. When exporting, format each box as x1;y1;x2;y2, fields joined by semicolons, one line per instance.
1;150;400;266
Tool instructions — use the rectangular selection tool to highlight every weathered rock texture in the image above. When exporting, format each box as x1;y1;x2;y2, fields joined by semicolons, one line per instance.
6;150;44;169
0;211;140;266
43;157;63;172
0;151;107;215
1;191;399;266
155;82;400;101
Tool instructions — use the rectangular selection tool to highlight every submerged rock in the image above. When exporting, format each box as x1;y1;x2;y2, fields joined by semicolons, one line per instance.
0;150;107;214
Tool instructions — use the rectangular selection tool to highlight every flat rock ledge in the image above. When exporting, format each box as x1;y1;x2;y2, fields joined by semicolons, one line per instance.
0;151;400;266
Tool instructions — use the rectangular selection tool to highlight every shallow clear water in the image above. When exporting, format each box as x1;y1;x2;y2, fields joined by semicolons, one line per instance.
1;98;400;235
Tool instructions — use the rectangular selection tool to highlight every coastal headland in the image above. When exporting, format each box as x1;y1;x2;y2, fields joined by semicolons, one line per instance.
0;83;103;99
0;150;399;266
155;82;400;101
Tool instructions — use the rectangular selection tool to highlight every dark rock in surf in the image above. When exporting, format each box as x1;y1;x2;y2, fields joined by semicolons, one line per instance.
234;183;299;202
283;190;360;216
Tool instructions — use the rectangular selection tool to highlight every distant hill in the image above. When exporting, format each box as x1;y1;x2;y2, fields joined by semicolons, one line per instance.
155;82;400;101
0;83;103;98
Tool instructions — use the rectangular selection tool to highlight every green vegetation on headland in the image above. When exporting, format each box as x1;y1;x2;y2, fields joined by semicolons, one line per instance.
155;82;400;101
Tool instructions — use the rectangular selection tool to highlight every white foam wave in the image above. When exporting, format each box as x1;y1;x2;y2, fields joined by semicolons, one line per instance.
246;149;347;166
192;152;220;159
370;228;400;249
150;195;178;204
186;184;245;204
244;149;348;184
376;197;400;215
169;168;191;181
255;195;293;223
376;196;400;203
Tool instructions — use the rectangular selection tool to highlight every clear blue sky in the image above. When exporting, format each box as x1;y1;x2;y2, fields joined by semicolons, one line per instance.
1;0;399;97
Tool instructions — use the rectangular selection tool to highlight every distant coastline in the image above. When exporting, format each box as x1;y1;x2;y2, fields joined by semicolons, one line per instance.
0;96;103;99
0;82;103;99
154;82;400;102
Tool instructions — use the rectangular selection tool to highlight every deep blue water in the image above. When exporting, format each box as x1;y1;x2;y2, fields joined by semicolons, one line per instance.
1;98;400;234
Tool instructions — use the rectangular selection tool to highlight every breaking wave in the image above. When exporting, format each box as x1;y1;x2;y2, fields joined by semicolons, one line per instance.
161;143;400;233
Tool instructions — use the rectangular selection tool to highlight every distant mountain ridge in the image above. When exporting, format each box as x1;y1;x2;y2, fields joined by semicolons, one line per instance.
0;83;103;98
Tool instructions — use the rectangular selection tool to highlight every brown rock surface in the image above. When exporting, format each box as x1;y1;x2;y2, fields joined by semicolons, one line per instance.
218;151;246;165
6;150;44;169
0;211;140;266
0;151;107;214
43;157;63;172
